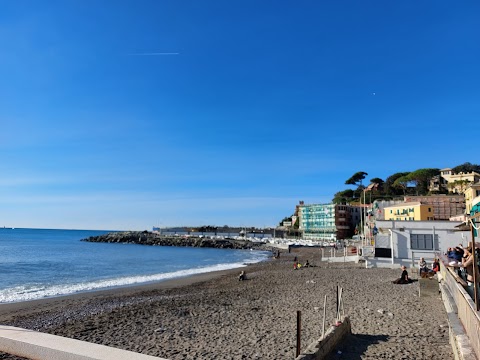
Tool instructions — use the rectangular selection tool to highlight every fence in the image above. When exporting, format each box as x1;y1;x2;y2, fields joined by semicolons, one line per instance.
295;286;349;360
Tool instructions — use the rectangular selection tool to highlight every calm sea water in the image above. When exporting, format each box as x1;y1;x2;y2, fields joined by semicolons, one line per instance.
0;228;270;303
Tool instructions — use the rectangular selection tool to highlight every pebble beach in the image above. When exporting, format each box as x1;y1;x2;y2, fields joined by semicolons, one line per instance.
0;247;453;360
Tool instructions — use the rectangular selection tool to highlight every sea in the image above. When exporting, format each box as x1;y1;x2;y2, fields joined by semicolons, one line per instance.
0;228;270;304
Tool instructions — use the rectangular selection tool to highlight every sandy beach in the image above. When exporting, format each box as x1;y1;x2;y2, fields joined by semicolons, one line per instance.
0;248;453;360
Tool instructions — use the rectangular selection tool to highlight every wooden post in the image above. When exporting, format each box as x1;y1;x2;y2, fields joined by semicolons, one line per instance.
470;219;478;311
322;295;327;339
336;286;339;321
296;311;301;357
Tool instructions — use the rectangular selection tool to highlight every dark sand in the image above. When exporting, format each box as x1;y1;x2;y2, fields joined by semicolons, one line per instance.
0;248;452;360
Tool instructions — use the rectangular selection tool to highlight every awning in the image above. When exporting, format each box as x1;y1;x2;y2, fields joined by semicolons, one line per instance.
470;204;480;236
454;223;471;231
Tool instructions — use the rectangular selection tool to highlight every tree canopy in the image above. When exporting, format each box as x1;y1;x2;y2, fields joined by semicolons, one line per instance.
384;172;410;196
345;171;368;187
332;189;355;204
452;162;480;174
406;168;440;195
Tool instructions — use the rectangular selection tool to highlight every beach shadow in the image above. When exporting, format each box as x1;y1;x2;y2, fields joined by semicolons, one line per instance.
328;333;390;359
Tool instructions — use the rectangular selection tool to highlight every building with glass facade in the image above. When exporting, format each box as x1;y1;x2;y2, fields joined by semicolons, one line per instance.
298;202;360;241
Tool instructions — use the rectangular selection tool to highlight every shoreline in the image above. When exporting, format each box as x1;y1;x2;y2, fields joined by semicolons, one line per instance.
0;265;249;322
0;246;272;307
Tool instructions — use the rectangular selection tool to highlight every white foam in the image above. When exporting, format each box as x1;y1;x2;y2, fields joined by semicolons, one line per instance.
0;262;250;303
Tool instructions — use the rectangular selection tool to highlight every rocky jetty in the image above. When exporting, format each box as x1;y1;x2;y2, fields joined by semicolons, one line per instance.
81;231;273;251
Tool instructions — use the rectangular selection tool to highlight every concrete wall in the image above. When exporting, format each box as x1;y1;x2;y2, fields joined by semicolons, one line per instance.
0;325;167;360
295;316;351;360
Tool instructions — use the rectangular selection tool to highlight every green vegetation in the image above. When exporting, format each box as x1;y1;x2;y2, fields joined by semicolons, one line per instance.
332;163;479;205
345;171;368;187
452;162;480;174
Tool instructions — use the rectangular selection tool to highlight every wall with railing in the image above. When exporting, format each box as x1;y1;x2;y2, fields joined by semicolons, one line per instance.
439;260;480;359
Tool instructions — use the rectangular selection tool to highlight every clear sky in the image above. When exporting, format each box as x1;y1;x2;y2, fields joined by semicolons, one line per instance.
1;1;479;230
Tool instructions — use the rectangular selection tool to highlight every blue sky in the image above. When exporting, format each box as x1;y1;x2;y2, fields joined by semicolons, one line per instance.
1;1;479;230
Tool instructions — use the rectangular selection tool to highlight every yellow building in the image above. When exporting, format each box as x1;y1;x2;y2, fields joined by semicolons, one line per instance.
384;202;434;221
464;182;480;214
440;168;480;194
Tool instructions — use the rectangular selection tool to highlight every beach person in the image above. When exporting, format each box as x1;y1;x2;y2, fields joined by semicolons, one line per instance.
238;270;246;281
461;246;480;299
293;261;298;270
453;247;464;261
467;241;480;268
447;247;463;267
447;247;463;261
393;265;413;284
418;257;428;275
304;260;310;268
432;258;440;273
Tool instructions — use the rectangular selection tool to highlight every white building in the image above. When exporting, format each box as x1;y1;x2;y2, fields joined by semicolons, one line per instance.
373;220;470;263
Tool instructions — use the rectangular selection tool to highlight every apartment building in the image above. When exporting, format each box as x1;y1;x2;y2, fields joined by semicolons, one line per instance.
464;182;480;214
383;202;434;221
429;168;480;194
297;202;360;241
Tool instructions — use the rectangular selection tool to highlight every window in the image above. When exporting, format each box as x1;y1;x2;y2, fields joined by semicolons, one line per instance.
410;234;439;250
428;208;431;212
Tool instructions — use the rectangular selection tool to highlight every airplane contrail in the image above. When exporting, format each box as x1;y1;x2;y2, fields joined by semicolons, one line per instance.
128;52;180;56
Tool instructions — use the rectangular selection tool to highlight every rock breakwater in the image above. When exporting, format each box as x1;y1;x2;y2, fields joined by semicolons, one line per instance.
81;231;273;251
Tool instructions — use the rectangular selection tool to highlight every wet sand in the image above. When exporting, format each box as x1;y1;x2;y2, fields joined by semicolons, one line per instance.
0;248;452;359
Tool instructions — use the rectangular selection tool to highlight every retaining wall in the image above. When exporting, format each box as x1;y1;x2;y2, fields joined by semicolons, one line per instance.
295;316;351;360
0;325;167;360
